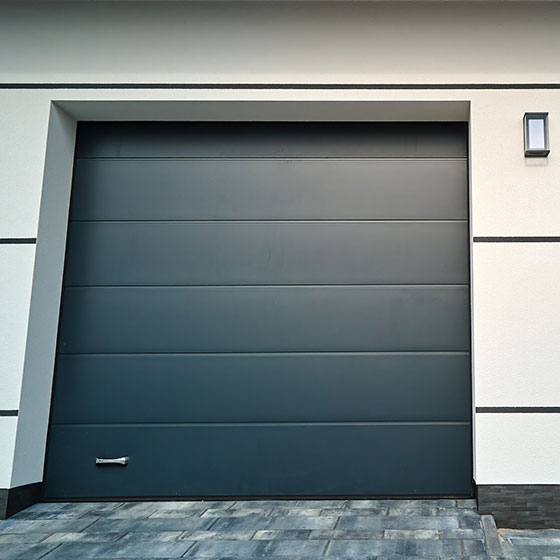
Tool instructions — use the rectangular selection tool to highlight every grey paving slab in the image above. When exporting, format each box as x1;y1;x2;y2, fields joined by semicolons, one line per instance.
147;510;208;519
374;556;439;560
3;498;557;559
253;530;311;540
310;529;385;540
265;515;338;530
42;540;193;559
463;539;487;555
481;515;504;556
500;529;560;539
255;539;329;556
460;515;484;529
201;508;273;518
236;500;301;508
41;542;114;559
456;499;478;508
87;517;216;533
179;530;256;541
508;536;560;546
347;499;391;508
0;543;59;560
0;518;96;534
0;533;50;543
114;531;182;542
336;514;460;530
440;528;486;539
184;539;261;557
269;508;322;517
209;515;272;531
387;506;439;516
327;538;465;556
11;510;88;520
42;531;125;543
57;503;124;515
383;529;439;539
295;500;349;508
101;503;160;519
322;507;388;517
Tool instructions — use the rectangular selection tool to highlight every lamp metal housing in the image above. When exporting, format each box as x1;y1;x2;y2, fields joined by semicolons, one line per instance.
524;112;550;157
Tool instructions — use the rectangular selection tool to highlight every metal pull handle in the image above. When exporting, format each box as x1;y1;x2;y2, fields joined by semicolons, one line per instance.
95;456;129;466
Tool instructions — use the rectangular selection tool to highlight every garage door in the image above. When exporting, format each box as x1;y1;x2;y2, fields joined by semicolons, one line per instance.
44;122;471;499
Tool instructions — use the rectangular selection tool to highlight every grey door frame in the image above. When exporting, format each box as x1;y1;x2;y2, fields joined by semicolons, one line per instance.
11;99;473;493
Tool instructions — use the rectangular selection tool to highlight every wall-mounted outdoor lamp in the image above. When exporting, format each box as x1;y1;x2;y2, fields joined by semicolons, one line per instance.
524;112;550;157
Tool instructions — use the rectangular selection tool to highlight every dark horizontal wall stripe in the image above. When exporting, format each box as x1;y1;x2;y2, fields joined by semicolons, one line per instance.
0;238;36;244
0;410;18;417
474;236;560;243
2;83;560;90
477;406;560;413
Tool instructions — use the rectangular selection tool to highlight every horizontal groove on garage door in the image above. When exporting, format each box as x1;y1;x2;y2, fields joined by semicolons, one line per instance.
43;423;473;499
64;221;469;286
71;159;467;221
75;122;468;159
57;286;469;354
50;353;471;424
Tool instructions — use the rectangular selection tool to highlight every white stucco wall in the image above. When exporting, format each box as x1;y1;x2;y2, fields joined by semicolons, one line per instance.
2;1;560;85
1;0;560;491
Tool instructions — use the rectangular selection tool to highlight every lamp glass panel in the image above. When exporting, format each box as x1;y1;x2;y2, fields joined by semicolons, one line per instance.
527;117;546;150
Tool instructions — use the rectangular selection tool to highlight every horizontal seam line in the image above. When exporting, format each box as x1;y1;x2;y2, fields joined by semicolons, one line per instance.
75;157;468;161
50;421;472;427
68;220;469;223
61;284;470;288
56;351;470;356
0;238;37;244
0;410;18;416
57;351;471;356
476;407;560;413
2;83;560;90
62;284;470;288
474;237;560;243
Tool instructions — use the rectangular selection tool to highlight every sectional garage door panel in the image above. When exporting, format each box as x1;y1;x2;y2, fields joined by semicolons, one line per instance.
44;122;471;499
75;122;467;159
46;424;473;499
58;286;469;354
71;159;468;221
51;353;471;425
64;222;468;286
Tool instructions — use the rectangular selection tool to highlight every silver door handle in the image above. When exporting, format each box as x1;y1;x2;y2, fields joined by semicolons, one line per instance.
95;456;129;466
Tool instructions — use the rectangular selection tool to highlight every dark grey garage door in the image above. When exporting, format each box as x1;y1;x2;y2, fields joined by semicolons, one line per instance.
44;122;471;499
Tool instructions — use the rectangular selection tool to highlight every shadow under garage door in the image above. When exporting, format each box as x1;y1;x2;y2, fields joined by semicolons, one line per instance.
43;122;472;499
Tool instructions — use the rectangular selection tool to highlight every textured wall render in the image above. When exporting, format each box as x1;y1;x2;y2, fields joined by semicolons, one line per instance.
0;1;559;494
1;2;560;85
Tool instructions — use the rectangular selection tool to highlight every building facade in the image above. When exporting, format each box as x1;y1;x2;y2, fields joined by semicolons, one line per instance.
1;0;560;528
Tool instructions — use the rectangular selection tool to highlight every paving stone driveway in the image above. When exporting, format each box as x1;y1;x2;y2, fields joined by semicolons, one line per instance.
0;499;557;560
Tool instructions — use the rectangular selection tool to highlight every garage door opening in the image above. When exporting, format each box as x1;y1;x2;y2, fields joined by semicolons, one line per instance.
43;121;471;499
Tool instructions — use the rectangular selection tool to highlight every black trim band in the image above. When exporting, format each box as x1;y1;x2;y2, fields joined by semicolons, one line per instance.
0;238;37;245
478;485;560;529
477;406;560;413
0;410;18;417
0;483;43;520
1;83;560;91
474;237;560;243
